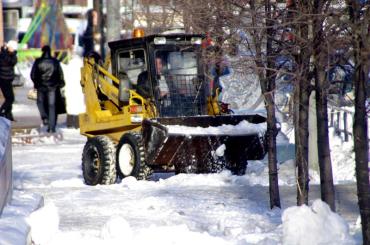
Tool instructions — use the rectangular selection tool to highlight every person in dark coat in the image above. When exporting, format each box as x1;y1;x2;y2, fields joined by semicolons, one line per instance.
81;9;98;57
30;45;65;133
0;41;18;121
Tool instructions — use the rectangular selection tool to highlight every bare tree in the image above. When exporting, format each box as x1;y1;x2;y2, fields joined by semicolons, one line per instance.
312;0;336;211
174;0;282;208
347;1;370;243
286;1;311;206
135;0;181;34
264;0;281;209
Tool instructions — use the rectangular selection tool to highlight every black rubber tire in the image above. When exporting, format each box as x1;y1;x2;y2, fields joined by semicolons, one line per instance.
226;161;247;176
116;132;152;180
82;136;117;185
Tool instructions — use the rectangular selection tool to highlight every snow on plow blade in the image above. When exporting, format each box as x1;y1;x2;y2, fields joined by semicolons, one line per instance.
142;114;268;173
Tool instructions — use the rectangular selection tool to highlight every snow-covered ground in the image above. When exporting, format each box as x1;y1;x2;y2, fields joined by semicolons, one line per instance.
1;127;362;245
0;56;364;244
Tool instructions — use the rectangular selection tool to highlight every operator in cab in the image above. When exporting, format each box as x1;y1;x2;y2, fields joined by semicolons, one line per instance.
137;56;168;98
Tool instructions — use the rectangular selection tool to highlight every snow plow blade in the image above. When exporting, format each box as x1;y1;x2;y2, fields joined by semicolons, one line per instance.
141;114;267;174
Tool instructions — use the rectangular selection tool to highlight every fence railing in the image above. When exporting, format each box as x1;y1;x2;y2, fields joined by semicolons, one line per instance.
329;104;370;142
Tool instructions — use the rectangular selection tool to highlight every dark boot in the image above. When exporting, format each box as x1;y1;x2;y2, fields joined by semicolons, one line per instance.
42;118;49;126
47;127;56;133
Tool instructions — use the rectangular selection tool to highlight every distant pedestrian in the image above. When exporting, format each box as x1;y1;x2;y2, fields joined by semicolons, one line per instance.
0;40;18;121
80;9;99;57
30;45;65;133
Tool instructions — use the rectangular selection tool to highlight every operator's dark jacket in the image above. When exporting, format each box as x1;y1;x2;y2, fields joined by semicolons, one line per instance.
30;53;64;89
0;47;17;81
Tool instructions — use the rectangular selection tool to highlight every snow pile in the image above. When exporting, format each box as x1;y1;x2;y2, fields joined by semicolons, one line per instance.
167;120;266;136
27;202;60;245
242;159;297;186
282;200;355;245
0;192;43;245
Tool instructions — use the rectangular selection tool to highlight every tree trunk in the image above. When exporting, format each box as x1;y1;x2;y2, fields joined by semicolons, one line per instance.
296;74;310;206
353;51;370;245
294;13;310;206
313;0;335;211
348;1;370;243
265;0;281;209
106;0;121;43
315;69;336;211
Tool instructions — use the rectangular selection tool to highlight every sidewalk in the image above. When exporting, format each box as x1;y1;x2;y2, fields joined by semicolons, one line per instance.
11;85;66;131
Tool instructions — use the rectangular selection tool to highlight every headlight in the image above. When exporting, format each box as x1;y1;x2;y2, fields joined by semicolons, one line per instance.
154;37;166;45
131;114;143;123
191;37;202;45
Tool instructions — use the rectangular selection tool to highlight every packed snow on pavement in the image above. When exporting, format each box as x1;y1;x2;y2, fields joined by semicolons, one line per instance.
0;56;363;244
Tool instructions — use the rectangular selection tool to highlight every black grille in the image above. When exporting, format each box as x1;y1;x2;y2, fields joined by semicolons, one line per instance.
157;75;207;117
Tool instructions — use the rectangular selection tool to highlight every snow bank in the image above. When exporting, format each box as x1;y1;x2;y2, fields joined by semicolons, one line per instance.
0;192;43;245
282;199;355;245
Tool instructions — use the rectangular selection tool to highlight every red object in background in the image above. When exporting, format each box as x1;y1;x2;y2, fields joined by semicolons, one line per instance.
286;0;295;8
282;30;295;42
220;102;230;114
202;33;214;48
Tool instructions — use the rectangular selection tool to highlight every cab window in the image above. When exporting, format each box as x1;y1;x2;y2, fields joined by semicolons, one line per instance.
118;49;146;85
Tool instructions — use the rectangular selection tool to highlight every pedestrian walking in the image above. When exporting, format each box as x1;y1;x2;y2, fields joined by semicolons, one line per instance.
30;45;65;133
79;9;99;57
0;40;18;121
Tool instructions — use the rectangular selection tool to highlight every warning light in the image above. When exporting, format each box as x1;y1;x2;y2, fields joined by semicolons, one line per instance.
133;28;145;38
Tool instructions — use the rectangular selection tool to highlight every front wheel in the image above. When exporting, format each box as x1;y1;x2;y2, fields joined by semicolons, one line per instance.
116;132;152;180
82;136;117;185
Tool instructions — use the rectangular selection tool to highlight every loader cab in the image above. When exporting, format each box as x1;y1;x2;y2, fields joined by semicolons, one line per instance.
108;34;208;117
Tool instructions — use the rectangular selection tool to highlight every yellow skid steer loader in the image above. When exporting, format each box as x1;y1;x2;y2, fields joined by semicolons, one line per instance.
79;32;268;185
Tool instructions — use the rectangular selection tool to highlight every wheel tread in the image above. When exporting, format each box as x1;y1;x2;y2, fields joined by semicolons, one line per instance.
82;136;116;185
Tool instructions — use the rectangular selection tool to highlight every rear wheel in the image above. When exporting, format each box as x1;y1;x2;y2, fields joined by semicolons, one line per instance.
82;136;117;185
116;132;152;180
